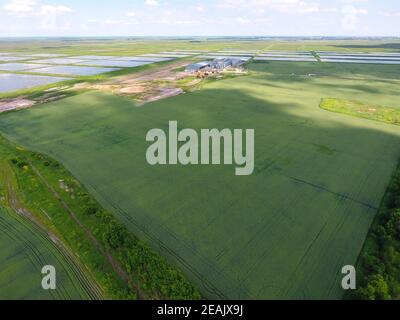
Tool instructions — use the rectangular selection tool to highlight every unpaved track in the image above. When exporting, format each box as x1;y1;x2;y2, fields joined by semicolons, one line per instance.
27;161;146;300
1;158;145;299
87;59;193;105
0;162;105;300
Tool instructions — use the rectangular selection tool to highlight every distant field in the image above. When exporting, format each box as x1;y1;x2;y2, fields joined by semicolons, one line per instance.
0;206;95;300
1;38;400;55
1;38;400;98
1;60;400;299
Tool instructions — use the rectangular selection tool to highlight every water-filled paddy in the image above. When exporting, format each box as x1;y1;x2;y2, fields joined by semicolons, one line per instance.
321;59;400;64
319;55;400;61
31;58;90;65
78;60;152;68
143;53;188;58
0;57;28;62
0;63;50;72
73;55;117;60
33;65;120;76
116;56;174;62
0;73;69;93
254;57;317;62
26;53;67;58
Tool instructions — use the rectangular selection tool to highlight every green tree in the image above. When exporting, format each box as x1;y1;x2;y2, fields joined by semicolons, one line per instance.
359;275;391;300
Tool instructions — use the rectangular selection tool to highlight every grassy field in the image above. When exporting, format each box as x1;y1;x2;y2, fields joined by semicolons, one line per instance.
320;98;400;126
1;60;400;299
0;205;95;299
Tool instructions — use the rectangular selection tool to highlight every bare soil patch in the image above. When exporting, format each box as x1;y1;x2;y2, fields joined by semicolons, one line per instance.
79;60;199;105
0;98;35;113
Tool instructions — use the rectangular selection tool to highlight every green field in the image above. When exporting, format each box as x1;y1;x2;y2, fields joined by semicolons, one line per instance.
1;38;399;55
0;205;98;300
320;98;400;126
1;60;400;299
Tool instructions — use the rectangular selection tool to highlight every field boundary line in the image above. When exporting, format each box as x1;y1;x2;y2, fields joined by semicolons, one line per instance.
289;176;378;210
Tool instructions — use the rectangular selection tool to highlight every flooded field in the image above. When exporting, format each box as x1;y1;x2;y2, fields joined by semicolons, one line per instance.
26;53;67;58
143;53;190;58
317;52;400;58
0;63;49;71
254;57;317;62
258;54;315;58
79;60;152;68
73;55;118;60
0;73;69;93
0;56;29;62
320;59;400;64
214;52;257;57
198;55;252;60
115;56;174;62
31;58;91;65
33;65;120;76
319;55;400;61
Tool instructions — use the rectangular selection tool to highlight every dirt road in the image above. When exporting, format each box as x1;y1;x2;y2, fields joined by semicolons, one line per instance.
27;161;147;300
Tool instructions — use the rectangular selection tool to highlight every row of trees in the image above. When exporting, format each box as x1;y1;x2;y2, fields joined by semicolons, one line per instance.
79;194;201;299
351;169;400;300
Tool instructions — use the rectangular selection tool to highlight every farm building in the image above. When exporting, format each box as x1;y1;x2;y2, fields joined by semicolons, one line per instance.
185;61;213;72
186;57;247;73
214;57;247;69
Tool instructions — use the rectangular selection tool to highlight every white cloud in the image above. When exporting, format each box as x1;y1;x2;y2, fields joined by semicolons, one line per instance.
323;7;338;13
40;5;72;30
105;19;122;25
235;17;250;24
4;0;37;14
341;5;367;30
217;0;320;14
195;5;206;13
341;0;368;3
40;5;72;15
4;1;72;17
380;11;400;17
145;0;159;6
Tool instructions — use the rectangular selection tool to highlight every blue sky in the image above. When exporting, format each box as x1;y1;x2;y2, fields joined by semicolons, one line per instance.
0;0;399;37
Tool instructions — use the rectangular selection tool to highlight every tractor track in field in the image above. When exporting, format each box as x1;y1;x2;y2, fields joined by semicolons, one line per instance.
289;176;378;210
1;159;146;300
25;160;147;300
1;163;105;300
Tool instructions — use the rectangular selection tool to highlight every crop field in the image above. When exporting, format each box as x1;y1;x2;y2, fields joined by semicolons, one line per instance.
1;58;400;299
0;205;97;300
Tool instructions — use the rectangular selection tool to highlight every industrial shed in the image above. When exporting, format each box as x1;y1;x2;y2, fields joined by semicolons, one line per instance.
185;61;213;72
186;57;247;73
